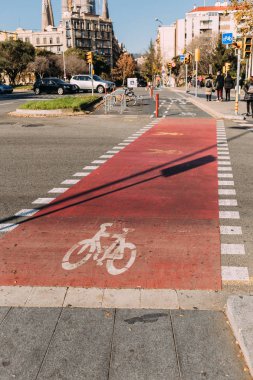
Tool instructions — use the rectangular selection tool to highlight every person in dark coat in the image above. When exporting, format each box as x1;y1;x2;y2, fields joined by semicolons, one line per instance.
214;71;225;101
205;75;214;101
224;73;234;101
243;76;253;117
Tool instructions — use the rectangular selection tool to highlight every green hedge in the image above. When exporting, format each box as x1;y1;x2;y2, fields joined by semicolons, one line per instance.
20;96;101;111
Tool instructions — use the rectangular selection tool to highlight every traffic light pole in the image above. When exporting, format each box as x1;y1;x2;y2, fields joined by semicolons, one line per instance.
235;48;241;116
195;60;198;97
91;63;94;96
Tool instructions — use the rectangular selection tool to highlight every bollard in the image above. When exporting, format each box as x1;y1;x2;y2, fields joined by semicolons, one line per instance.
156;93;159;118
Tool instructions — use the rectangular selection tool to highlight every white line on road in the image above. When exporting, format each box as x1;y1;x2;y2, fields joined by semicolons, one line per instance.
83;165;100;170
73;172;90;177
221;244;245;255
218;173;233;178
222;266;249;281
92;160;107;164
62;179;80;185
219;211;240;219
0;224;18;232
218;181;235;186
32;198;55;204
48;188;68;194
218;167;232;171
15;209;38;217
219;199;237;206
219;189;236;195
220;226;242;235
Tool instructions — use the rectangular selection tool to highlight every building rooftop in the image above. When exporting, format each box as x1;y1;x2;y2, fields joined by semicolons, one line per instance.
190;6;228;13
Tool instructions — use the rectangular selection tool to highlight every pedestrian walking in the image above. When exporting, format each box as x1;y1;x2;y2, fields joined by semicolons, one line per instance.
243;76;253;117
205;75;214;101
214;71;224;101
224;73;234;101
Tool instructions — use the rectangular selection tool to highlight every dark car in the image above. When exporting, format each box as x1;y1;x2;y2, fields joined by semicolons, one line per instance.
0;83;13;94
33;78;78;95
137;79;147;87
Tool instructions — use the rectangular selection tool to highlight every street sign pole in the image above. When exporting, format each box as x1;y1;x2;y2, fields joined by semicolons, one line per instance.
235;48;241;116
185;63;188;93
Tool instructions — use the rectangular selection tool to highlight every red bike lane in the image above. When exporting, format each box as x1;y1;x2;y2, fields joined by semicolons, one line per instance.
0;118;221;290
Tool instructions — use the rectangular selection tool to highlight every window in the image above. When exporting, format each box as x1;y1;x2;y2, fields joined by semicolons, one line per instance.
36;38;40;44
57;37;60;44
50;38;53;44
25;37;30;42
43;37;47;44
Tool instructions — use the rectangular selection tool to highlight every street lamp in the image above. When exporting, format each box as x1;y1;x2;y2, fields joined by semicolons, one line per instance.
155;18;163;26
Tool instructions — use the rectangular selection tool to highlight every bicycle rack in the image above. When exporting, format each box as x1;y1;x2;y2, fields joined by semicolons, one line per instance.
104;91;127;115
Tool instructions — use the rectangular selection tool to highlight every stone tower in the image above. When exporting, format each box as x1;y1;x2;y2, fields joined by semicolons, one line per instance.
42;0;55;30
102;0;109;19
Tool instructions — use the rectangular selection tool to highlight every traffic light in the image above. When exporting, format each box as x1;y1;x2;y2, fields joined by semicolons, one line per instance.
243;37;252;59
168;62;172;70
184;53;191;64
232;41;242;49
86;51;93;64
225;62;231;72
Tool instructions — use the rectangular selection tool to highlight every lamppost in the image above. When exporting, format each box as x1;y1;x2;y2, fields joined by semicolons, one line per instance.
155;18;164;87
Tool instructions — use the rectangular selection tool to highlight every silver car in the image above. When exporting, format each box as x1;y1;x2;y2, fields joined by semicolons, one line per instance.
70;75;115;94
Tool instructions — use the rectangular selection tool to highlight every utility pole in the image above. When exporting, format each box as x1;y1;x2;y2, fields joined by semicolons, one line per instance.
235;48;241;116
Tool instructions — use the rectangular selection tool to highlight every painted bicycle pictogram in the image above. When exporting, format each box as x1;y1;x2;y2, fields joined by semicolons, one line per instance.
62;223;137;276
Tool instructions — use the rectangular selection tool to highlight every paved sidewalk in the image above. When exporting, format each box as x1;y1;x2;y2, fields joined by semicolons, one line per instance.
173;87;247;120
0;307;251;380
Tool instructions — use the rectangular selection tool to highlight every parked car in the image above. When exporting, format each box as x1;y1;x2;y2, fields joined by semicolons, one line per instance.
70;74;115;93
33;78;79;95
137;79;147;87
0;83;13;94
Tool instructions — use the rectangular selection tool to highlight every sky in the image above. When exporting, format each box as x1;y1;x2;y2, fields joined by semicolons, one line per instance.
0;0;212;53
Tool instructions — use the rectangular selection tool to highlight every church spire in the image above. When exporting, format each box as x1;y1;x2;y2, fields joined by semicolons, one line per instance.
42;0;55;30
102;0;109;19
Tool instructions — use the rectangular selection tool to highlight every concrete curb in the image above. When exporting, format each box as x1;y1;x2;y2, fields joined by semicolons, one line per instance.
226;295;253;376
170;88;244;120
10;109;89;117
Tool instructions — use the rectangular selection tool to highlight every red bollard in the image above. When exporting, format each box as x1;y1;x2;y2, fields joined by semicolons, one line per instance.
156;93;159;118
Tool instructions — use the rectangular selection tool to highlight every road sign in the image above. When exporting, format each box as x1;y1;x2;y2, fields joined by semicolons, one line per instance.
172;62;176;67
222;33;233;45
179;55;185;62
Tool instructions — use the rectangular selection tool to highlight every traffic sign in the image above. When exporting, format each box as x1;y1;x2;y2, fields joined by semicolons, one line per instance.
179;55;185;62
172;62;176;67
222;33;233;45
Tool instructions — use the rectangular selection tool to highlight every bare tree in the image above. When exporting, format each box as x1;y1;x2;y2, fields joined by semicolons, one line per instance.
186;34;219;74
230;0;253;35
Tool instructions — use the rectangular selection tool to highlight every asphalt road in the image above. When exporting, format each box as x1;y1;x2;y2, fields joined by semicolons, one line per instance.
0;89;253;293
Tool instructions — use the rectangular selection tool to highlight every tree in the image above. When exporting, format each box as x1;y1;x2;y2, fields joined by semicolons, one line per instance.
111;53;136;85
230;0;253;35
0;39;35;84
27;56;49;79
186;34;219;75
141;40;162;81
212;34;237;74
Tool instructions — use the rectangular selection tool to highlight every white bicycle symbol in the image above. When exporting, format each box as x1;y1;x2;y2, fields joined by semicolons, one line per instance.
62;223;137;276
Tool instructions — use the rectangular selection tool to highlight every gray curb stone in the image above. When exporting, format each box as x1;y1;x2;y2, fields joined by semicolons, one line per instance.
226;295;253;376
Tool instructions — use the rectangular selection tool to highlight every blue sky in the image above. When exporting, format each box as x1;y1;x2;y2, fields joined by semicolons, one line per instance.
0;0;209;53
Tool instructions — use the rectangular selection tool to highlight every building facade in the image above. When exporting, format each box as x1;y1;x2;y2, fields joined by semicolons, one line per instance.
1;0;121;68
156;1;237;66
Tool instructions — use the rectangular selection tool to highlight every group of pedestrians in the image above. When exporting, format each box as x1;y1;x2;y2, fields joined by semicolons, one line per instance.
204;72;253;117
204;71;234;102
